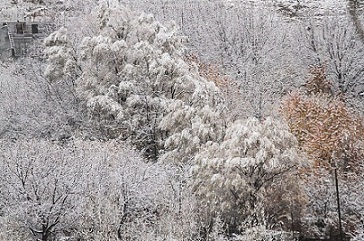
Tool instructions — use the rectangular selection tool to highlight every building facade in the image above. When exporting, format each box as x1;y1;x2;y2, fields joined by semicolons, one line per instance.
0;21;49;58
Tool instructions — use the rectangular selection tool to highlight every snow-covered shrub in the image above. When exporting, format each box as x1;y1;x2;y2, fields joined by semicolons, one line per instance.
297;165;364;240
232;225;295;241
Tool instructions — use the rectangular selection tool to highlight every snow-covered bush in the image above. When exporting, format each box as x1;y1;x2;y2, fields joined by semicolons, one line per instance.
232;225;295;241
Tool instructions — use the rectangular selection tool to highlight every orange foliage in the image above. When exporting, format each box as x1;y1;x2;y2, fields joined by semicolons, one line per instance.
185;54;232;88
304;65;335;96
281;66;364;170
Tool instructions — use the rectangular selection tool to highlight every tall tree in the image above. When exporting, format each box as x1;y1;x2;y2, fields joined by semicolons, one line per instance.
295;17;364;110
44;2;226;162
281;66;364;169
192;117;303;235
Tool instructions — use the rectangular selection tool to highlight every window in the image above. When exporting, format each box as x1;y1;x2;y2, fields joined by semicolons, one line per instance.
31;24;38;34
16;22;24;34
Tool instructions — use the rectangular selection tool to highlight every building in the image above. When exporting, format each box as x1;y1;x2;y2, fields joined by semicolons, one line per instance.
0;21;49;58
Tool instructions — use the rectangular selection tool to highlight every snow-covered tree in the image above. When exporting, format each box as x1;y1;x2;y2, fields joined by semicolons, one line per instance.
207;4;296;118
0;139;197;241
281;66;364;170
44;27;80;83
125;1;299;119
0;139;87;241
71;140;174;241
0;60;84;141
295;17;364;111
192;117;303;234
44;2;226;162
281;66;364;240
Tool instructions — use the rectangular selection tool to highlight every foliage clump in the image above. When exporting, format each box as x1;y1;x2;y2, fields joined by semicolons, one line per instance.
281;66;364;170
192;117;304;234
185;54;245;121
